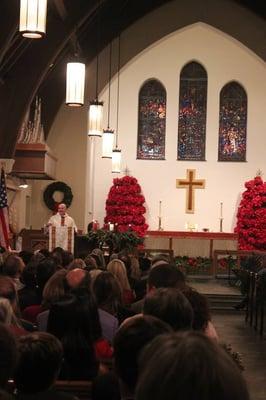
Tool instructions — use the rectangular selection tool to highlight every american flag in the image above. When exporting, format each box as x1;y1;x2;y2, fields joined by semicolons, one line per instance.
0;168;10;249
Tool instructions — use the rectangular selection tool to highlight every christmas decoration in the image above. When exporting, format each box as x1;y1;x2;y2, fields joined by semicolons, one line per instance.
43;181;73;211
234;175;266;250
104;175;148;237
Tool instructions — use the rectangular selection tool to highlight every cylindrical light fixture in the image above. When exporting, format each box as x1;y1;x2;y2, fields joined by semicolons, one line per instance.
112;148;122;173
19;0;47;39
88;100;103;137
102;129;114;158
66;62;85;107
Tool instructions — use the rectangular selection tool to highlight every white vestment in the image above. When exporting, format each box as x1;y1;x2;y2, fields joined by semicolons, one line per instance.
48;212;77;252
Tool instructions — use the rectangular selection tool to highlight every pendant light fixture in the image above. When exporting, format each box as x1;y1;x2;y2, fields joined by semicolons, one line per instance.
102;41;114;158
88;4;103;137
66;56;85;107
19;0;47;39
112;35;122;173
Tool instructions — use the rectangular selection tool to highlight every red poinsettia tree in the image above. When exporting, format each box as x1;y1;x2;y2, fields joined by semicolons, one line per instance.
234;175;266;250
104;175;148;237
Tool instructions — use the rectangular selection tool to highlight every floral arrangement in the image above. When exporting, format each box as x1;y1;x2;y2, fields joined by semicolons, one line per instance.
104;175;148;237
175;255;237;275
86;229;143;253
234;175;266;250
175;256;212;275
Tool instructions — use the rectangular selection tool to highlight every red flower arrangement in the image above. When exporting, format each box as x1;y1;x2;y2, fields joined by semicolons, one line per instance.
234;175;266;250
104;175;148;237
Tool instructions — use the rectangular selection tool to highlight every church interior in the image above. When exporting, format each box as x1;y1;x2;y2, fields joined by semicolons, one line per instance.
0;1;266;399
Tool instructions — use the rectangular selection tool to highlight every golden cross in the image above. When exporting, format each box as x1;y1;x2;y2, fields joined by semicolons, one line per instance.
176;169;205;214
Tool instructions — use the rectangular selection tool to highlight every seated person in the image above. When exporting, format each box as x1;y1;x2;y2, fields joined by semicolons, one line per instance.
113;315;172;400
143;287;193;331
136;331;250;400
14;331;78;399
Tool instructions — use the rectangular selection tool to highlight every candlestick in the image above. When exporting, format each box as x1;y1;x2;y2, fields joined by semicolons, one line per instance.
220;202;223;219
159;201;162;218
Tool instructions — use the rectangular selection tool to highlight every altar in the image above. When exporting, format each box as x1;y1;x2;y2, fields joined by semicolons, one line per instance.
144;231;238;258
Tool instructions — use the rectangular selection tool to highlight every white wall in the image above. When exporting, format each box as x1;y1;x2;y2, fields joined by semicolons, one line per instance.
91;23;266;233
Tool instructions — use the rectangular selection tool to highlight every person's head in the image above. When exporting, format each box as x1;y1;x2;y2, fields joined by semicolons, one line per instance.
42;269;67;309
91;248;106;269
136;332;250;400
18;251;33;266
58;203;67;216
2;255;25;279
0;276;19;315
0;297;21;327
93;271;122;314
113;315;172;396
47;295;99;379
61;251;74;268
182;288;211;331
14;332;63;394
118;252;132;278
147;264;186;292
0;323;17;388
84;255;98;271
107;259;131;291
20;263;37;289
65;268;91;296
36;258;57;295
143;288;193;331
68;258;86;271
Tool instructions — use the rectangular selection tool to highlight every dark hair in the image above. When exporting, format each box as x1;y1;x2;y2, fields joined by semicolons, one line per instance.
93;271;122;315
0;323;17;388
2;255;24;278
47;295;99;380
37;248;51;259
36;258;57;295
14;332;63;394
182;288;211;331
113;315;172;393
18;251;33;266
143;288;193;331
20;263;37;289
148;264;185;289
136;332;250;400
61;251;74;268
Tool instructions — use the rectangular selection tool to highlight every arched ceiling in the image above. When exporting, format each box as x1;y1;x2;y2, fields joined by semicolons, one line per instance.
0;0;265;158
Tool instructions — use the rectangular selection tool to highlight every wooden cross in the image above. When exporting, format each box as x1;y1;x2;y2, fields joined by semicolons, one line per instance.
176;169;205;214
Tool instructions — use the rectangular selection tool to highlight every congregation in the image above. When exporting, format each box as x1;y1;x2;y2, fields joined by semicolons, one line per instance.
0;246;249;400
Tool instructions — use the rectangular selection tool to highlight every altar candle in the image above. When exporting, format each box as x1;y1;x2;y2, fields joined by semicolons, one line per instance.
109;223;114;231
220;202;223;219
185;222;188;230
159;201;162;218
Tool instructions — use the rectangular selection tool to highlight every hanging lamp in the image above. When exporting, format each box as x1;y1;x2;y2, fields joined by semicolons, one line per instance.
19;0;47;39
66;61;85;107
102;41;114;158
112;35;122;173
88;5;103;137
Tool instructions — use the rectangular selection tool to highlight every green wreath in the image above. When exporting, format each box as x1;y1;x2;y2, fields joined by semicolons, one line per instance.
43;181;73;211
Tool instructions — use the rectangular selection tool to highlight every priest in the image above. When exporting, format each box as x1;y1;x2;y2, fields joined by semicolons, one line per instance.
47;203;77;252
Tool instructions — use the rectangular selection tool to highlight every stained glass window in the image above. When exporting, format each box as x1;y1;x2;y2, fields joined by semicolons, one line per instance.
137;79;166;160
218;81;247;162
177;62;207;161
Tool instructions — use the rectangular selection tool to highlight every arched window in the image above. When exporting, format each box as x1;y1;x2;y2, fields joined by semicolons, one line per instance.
177;61;207;161
137;79;166;160
218;81;247;161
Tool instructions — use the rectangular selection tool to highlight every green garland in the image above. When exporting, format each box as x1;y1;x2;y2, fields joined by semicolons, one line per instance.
43;181;73;211
86;229;143;252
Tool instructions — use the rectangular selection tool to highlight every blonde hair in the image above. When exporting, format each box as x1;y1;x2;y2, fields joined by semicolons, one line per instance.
130;256;141;279
42;269;67;309
0;297;22;327
107;259;131;291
